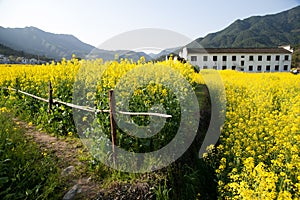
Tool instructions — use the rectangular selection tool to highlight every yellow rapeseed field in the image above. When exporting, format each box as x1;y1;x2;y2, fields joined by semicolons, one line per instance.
0;58;299;199
217;71;300;199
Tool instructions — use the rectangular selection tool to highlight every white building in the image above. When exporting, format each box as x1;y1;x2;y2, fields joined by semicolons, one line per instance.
29;58;38;64
179;46;293;72
0;55;10;64
22;58;29;64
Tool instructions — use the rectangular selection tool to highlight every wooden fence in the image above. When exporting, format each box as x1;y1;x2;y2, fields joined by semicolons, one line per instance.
1;79;172;163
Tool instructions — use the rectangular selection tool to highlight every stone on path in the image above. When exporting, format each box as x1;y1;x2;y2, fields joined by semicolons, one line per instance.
63;184;80;200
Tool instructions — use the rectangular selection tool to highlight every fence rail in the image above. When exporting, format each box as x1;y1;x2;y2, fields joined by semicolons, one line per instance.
1;82;171;118
1;79;172;164
6;87;49;103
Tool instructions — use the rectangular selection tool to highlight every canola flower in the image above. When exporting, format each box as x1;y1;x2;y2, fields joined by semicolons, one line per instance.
0;57;202;152
0;58;299;198
217;71;300;199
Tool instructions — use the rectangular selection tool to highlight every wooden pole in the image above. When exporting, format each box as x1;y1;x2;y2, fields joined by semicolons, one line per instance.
15;77;22;99
15;78;19;93
109;89;117;165
48;80;53;113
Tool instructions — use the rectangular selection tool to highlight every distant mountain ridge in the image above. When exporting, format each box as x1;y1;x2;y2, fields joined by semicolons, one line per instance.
0;6;299;61
189;5;300;48
0;26;94;59
0;26;152;61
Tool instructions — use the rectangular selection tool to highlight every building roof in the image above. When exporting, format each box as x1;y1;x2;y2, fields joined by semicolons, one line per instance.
186;48;292;54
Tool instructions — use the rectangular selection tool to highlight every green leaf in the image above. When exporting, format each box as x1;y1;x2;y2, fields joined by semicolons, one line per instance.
0;177;9;184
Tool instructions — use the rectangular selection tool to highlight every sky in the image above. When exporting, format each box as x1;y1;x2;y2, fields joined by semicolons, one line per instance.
0;0;299;48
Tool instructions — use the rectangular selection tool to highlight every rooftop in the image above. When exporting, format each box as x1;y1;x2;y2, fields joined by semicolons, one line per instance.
186;48;292;54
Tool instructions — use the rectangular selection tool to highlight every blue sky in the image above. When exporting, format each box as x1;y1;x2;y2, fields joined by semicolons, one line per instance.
0;0;299;47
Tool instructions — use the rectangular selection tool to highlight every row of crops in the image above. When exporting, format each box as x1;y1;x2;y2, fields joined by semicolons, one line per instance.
0;57;299;199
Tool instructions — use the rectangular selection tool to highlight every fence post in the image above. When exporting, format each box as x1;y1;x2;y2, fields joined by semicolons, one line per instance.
15;78;20;98
16;78;19;92
48;81;53;113
109;89;117;165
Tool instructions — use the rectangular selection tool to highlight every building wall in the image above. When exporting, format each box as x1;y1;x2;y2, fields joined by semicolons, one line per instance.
188;53;292;72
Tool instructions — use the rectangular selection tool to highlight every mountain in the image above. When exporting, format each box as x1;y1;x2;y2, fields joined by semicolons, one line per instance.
190;5;300;48
86;48;152;61
149;47;182;60
0;26;95;60
0;26;153;61
1;6;299;61
117;50;152;61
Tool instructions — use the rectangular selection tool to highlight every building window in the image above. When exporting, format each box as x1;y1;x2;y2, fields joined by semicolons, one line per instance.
232;56;236;61
241;61;245;66
284;65;288;71
222;56;227;61
276;55;280;61
241;55;245;59
257;65;262;71
241;68;244;71
266;65;270;71
213;56;217;61
275;65;279;71
249;55;254;61
267;55;271;61
203;56;208;61
191;56;197;61
249;66;253;71
284;55;289;61
232;66;236;70
258;55;262;61
222;66;226;70
213;66;217;70
203;66;208;69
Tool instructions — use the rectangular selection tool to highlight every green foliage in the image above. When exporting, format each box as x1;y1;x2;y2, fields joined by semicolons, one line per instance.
292;44;300;68
192;6;300;48
0;43;51;62
0;111;62;200
155;179;171;200
0;60;216;199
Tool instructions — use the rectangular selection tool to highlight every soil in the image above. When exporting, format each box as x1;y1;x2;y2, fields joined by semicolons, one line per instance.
13;118;101;199
13;118;154;200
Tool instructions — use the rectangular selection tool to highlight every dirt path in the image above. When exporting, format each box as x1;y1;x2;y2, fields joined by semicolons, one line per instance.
13;118;101;200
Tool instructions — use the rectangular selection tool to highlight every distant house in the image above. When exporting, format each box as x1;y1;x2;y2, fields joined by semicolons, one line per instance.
30;58;38;64
22;58;29;64
179;45;293;72
0;55;10;64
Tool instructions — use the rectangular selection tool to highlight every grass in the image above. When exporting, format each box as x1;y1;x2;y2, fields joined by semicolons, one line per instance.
0;110;63;200
90;84;218;200
0;83;217;199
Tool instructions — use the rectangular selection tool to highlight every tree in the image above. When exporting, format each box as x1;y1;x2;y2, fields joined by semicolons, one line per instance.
8;55;15;62
292;44;300;68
